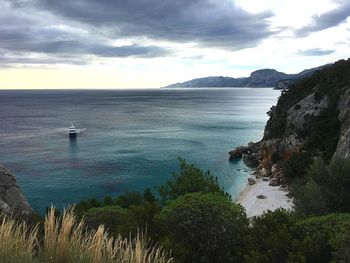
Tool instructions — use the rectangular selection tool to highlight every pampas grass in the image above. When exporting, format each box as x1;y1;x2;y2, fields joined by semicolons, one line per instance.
0;207;172;263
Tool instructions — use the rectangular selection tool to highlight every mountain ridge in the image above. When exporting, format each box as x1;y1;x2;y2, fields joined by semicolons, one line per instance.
164;64;330;88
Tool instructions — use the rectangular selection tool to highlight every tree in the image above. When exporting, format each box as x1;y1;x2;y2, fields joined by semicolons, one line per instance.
291;213;350;263
83;205;137;237
158;159;230;202
245;209;296;263
326;157;350;212
115;191;144;208
158;192;248;263
292;179;328;217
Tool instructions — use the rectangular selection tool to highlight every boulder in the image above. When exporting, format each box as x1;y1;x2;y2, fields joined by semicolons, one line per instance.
256;195;267;199
269;178;280;186
229;146;249;160
242;153;260;167
261;168;270;177
248;178;256;185
0;165;32;215
271;164;279;174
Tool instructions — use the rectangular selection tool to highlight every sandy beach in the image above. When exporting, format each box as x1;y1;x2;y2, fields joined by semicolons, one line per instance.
236;178;293;218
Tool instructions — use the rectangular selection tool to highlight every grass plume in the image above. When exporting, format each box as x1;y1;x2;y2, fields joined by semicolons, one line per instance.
0;207;172;263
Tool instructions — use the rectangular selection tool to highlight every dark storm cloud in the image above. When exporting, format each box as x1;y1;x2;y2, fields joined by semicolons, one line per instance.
36;0;274;49
295;1;350;37
298;48;335;56
1;37;170;58
0;0;275;65
0;0;171;65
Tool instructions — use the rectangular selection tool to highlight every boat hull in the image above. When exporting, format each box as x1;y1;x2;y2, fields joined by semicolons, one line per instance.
69;133;77;138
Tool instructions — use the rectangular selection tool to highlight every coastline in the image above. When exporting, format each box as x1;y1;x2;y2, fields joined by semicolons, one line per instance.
236;177;293;218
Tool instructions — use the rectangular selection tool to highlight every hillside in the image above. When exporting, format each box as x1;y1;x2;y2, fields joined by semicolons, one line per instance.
165;65;329;88
230;58;350;216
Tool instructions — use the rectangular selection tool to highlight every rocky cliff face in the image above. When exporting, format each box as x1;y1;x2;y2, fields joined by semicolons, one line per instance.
335;88;350;158
0;165;32;214
230;59;350;184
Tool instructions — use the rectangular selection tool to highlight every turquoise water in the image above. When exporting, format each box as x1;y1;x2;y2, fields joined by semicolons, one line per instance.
0;88;279;212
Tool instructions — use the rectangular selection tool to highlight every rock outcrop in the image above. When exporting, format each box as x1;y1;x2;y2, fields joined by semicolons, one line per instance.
0;165;32;214
229;58;350;185
335;88;350;158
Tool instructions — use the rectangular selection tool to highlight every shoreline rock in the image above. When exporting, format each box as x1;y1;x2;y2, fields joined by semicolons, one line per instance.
0;165;32;215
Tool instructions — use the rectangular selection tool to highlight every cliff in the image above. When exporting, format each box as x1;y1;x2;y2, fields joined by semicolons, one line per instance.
230;59;350;184
0;165;32;214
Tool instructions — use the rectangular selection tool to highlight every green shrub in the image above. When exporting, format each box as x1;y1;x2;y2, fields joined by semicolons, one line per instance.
291;213;350;263
158;158;230;202
245;209;296;263
158;192;248;263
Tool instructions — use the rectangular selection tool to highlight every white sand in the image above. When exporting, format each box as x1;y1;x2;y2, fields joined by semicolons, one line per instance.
236;178;293;218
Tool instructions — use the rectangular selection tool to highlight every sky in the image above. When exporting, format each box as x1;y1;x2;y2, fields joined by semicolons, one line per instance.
0;0;349;89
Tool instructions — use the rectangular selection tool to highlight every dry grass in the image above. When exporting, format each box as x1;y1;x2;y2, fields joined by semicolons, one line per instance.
0;216;38;263
0;207;172;263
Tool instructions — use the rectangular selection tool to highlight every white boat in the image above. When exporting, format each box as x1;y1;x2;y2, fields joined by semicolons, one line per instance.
69;125;77;138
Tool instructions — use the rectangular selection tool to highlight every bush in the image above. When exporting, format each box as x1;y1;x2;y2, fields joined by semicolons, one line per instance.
291;179;328;217
83;205;137;237
326;157;350;212
282;151;313;181
291;213;350;263
158;193;248;263
158;158;230;202
245;209;296;263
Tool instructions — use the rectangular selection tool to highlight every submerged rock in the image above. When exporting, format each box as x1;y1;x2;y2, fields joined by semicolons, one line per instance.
0;165;32;214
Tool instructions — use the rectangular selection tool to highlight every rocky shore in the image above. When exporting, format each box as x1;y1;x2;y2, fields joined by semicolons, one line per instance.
0;165;32;215
230;140;295;217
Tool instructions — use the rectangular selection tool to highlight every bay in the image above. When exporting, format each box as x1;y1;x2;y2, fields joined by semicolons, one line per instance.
0;88;280;212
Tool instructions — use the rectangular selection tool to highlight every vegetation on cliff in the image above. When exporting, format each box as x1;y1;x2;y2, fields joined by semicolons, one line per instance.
261;59;350;217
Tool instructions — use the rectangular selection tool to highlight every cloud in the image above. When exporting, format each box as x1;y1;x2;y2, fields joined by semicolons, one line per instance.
1;38;170;58
35;0;275;50
298;48;335;56
0;0;171;66
295;1;350;37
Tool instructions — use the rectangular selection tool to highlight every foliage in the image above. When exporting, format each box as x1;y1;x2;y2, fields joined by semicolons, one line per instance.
292;213;350;263
158;158;230;202
291;178;328;217
245;209;296;263
0;207;173;263
304;99;341;161
158;192;248;263
3;154;348;263
76;188;157;213
325;157;350;212
83;205;137;237
264;59;350;140
291;157;350;216
281;151;313;181
245;211;350;263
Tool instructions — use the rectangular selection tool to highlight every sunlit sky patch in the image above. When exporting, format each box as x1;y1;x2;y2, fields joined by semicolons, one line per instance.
0;0;349;89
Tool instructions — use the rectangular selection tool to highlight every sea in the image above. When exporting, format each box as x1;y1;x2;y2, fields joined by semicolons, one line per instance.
0;88;280;213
